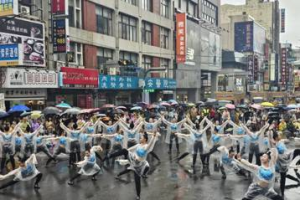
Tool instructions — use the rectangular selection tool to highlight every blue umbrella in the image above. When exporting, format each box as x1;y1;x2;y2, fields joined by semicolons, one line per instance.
56;102;71;109
8;105;30;113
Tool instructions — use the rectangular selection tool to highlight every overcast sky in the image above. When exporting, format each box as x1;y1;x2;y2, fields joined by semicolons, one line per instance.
221;0;300;48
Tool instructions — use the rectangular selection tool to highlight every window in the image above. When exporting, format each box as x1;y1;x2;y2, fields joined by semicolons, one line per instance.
202;0;218;25
142;0;152;12
119;14;138;41
122;0;137;6
68;0;82;28
119;51;138;64
69;5;74;27
160;58;169;78
142;56;153;70
160;27;169;49
96;6;113;36
97;48;113;68
161;0;169;18
142;21;152;45
187;1;197;17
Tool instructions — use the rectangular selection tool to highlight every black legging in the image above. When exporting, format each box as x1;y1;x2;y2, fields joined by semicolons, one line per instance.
177;141;205;166
69;141;81;165
169;133;179;152
149;151;160;162
109;148;149;198
46;146;66;166
280;149;300;196
37;145;53;159
1;145;15;171
70;171;100;182
0;173;43;190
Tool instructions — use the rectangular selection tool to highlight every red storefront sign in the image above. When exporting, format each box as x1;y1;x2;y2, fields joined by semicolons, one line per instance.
52;0;67;15
61;67;98;88
176;13;186;63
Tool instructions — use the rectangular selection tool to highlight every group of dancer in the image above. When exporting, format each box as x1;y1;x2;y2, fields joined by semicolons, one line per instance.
0;106;300;200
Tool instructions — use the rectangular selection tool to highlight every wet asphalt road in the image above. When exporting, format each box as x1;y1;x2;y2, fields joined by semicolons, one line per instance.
0;139;299;200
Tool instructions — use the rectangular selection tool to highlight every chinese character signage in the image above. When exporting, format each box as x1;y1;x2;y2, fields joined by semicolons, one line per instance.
0;0;18;17
0;17;45;67
235;21;253;52
145;78;177;90
281;48;287;85
176;13;186;63
0;44;23;66
281;9;285;33
53;19;69;53
99;75;139;90
60;67;99;88
247;55;254;83
52;0;68;15
2;68;58;88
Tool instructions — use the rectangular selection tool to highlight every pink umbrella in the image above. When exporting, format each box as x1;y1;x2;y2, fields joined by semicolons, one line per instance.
250;104;262;110
160;102;170;107
102;104;115;109
116;106;127;110
148;104;159;109
225;104;235;110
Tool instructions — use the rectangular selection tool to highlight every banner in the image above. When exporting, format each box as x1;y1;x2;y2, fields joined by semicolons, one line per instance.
53;19;69;53
247;55;254;83
176;13;186;63
0;17;45;67
60;67;99;88
281;9;285;33
0;44;23;66
0;0;18;17
235;21;253;52
99;75;139;90
52;0;68;15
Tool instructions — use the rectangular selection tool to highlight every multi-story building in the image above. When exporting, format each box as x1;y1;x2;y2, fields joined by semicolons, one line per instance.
174;0;222;102
221;0;281;90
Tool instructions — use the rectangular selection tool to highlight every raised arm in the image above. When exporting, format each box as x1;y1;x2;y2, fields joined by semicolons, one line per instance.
25;154;38;165
60;122;71;134
146;132;160;152
258;123;270;136
240;123;253;136
269;148;278;167
267;130;276;148
186;116;195;126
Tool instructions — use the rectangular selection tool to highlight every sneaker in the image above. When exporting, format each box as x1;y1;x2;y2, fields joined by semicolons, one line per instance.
68;181;74;185
34;184;40;189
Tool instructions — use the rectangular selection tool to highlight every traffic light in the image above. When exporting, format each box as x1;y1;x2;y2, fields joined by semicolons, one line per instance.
118;60;138;76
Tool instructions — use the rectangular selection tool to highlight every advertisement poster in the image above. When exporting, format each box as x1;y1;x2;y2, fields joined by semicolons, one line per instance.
0;17;45;67
52;0;68;15
235;21;253;53
60;67;99;88
0;43;23;66
0;0;18;17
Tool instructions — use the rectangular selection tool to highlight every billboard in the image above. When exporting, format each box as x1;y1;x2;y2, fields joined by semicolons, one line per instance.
0;0;18;17
185;20;200;67
53;19;69;53
235;21;253;53
235;21;265;54
99;75;139;90
0;17;45;67
0;43;23;66
60;67;99;88
176;13;186;63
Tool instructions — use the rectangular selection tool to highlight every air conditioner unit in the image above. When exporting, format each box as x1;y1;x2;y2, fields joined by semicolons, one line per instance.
20;5;30;15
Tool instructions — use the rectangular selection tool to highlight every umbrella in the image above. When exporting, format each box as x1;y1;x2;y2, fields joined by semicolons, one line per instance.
250;104;262;110
131;106;142;111
56;102;71;109
20;111;31;117
187;103;196;107
79;108;100;114
168;99;178;104
148;104;159;109
225;104;235;109
170;102;179;106
137;102;149;108
96;113;106;118
160;102;170;107
8;105;30;113
62;108;81;115
237;104;248;109
113;109;124;114
31;111;42;119
116;106;127;110
43;107;62;115
287;104;298;109
261;102;274;107
102;104;115;109
218;106;226;110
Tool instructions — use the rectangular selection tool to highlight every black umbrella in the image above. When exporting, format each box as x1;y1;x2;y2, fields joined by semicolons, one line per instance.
43;107;62;116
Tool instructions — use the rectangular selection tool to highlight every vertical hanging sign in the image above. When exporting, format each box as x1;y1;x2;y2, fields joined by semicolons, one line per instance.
176;13;186;63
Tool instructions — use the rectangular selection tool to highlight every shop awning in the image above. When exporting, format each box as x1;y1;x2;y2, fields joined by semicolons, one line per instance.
5;97;46;101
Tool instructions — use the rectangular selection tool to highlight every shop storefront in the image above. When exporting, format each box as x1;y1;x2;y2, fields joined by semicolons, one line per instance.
50;67;98;108
0;68;58;110
98;75;141;106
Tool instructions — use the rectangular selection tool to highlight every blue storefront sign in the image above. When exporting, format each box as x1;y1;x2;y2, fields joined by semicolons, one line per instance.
0;44;21;66
145;78;177;90
99;75;139;89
